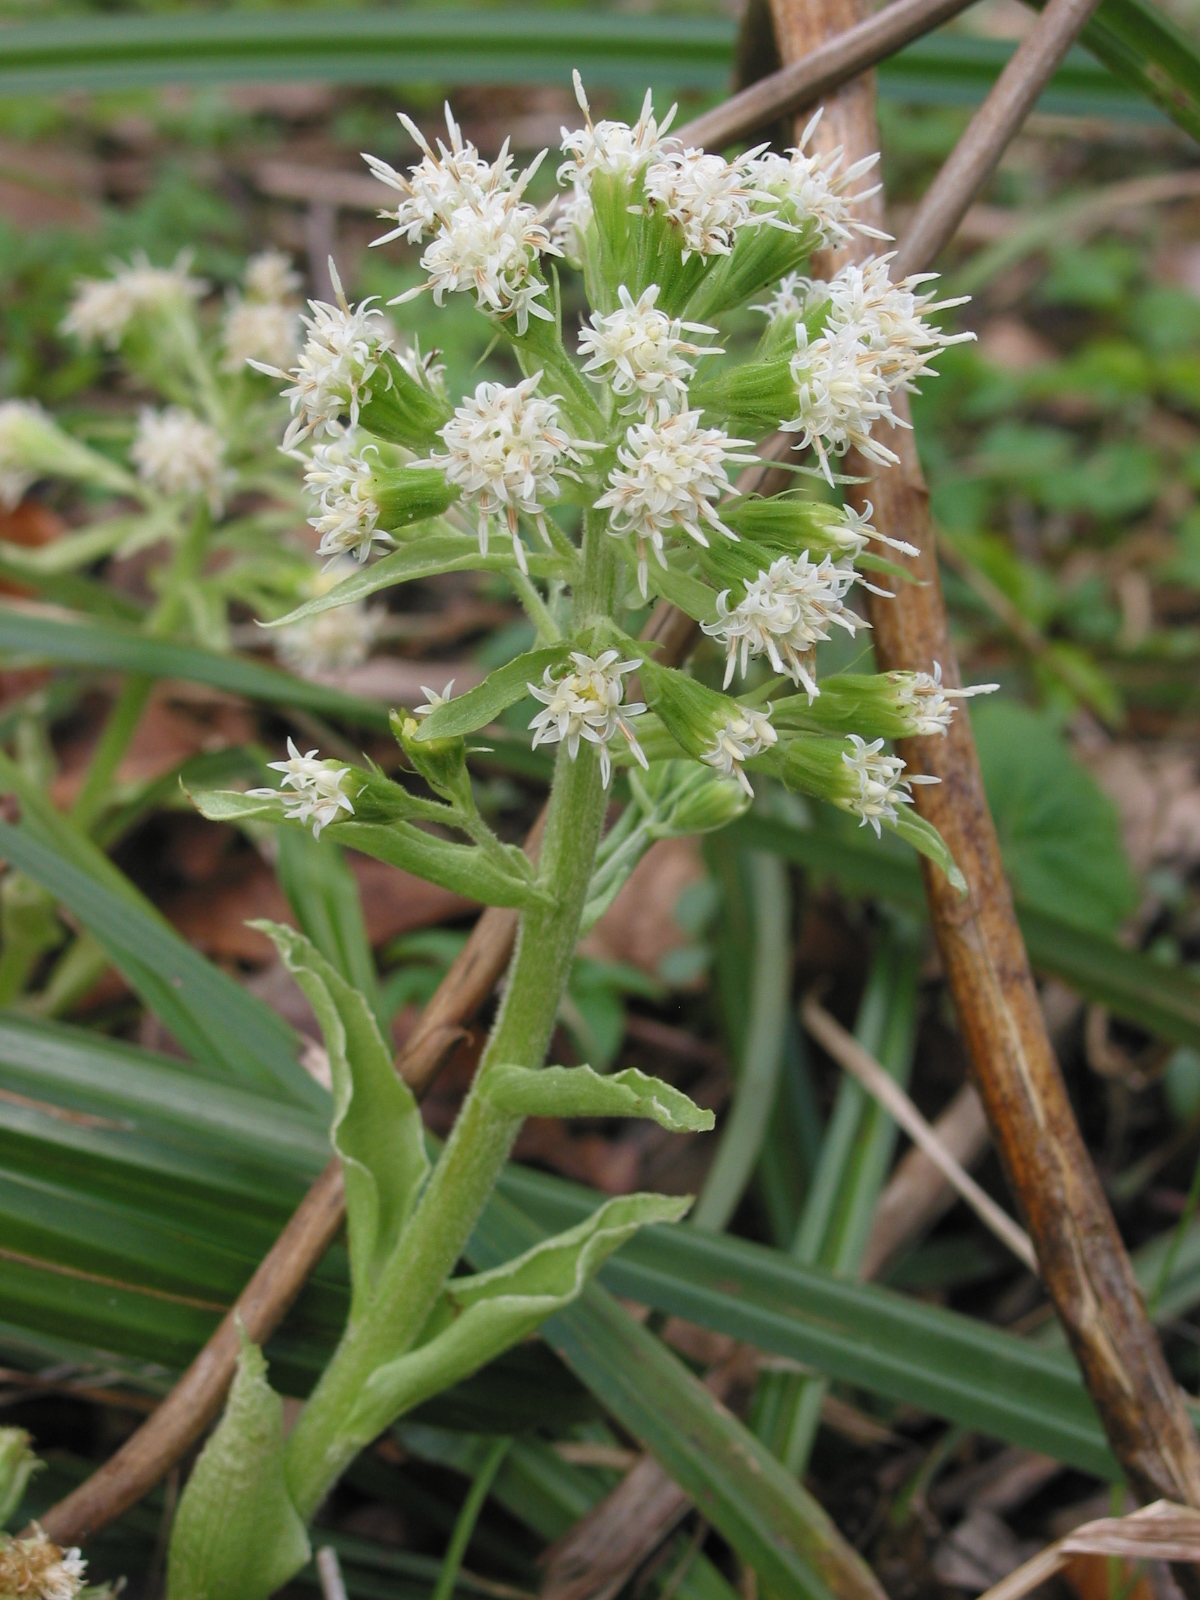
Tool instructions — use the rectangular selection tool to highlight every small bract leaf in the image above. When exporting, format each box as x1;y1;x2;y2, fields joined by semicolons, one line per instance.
414;646;572;741
484;1062;714;1133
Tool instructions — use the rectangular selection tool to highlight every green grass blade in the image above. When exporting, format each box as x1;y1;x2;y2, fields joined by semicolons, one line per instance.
0;608;392;732
1049;0;1200;139
0;790;322;1109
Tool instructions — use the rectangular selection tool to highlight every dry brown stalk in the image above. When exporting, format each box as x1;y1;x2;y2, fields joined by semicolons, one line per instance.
767;0;1200;1540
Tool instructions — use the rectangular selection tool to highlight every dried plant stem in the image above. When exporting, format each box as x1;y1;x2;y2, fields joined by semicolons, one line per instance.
768;0;1200;1534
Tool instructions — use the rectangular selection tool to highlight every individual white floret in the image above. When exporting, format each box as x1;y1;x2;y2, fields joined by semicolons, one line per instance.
60;250;206;348
889;660;999;736
0;1526;87;1600
250;262;393;450
558;72;677;189
395;186;558;336
748;109;887;247
432;374;593;573
642;146;764;261
221;298;301;371
304;430;389;566
702;553;868;698
131;406;229;511
595;405;756;598
366;104;511;247
248;739;355;838
822;500;919;561
840;734;938;835
243;248;303;303
578;284;720;416
701;707;777;798
414;680;456;717
527;649;648;787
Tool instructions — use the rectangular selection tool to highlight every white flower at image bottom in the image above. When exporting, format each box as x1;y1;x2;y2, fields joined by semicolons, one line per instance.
131;406;229;510
434;374;593;573
248;740;356;838
703;553;868;699
0;1527;88;1600
528;650;648;787
595;406;755;598
840;734;938;835
702;709;777;798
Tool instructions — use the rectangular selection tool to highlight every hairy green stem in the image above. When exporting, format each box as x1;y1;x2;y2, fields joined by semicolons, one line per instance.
283;522;618;1521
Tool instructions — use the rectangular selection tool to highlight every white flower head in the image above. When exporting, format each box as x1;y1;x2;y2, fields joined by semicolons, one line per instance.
0;399;52;509
221;297;301;372
642;146;764;261
304;429;389;566
250;262;393;450
820;499;919;562
248;738;355;838
0;1526;87;1600
889;660;999;736
396;187;559;336
702;707;777;798
414;679;456;717
578;283;720;416
595;405;756;598
243;248;303;303
276;562;378;676
366;103;512;247
749;109;887;248
821;254;974;387
558;73;677;190
783;320;901;482
702;553;868;699
131;405;229;511
840;733;938;836
433;374;593;573
527;649;647;787
60;250;206;348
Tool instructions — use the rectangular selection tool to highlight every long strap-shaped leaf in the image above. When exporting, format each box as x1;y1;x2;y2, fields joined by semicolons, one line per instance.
0;5;1183;126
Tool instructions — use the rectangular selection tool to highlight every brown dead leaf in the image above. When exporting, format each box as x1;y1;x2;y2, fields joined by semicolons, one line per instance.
976;1502;1200;1600
0;501;65;598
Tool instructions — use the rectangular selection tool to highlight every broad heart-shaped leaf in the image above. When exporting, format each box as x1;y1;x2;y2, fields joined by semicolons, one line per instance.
256;923;428;1323
166;1326;310;1600
267;531;571;629
346;1192;689;1444
484;1063;714;1133
414;645;572;741
971;700;1137;934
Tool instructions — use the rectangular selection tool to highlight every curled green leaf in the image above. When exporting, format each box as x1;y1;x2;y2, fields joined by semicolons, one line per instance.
484;1062;714;1133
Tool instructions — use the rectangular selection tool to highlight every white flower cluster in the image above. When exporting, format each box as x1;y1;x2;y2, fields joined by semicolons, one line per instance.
578;284;720;416
528;649;647;787
702;552;868;699
248;739;355;838
642;145;764;262
433;374;593;572
131;405;228;511
776;254;974;481
702;708;777;798
61;251;206;348
0;1527;87;1600
222;248;303;372
304;430;388;565
595;405;755;598
749;109;886;249
840;734;938;836
251;263;393;450
371;107;557;336
891;660;999;736
0;399;51;510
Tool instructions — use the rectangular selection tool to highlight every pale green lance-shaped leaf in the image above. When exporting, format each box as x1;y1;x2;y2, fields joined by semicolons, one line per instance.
268;532;570;629
166;1326;310;1600
414;646;572;741
469;1189;885;1600
0;758;320;1110
483;1063;714;1133
890;809;967;896
972;699;1136;934
347;1192;689;1443
636;556;720;625
258;923;427;1321
336;820;542;910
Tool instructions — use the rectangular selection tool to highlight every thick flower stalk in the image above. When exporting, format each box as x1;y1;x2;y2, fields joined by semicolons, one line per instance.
175;81;977;1600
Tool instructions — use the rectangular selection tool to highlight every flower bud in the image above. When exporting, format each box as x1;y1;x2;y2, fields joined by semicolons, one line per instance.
688;356;798;436
0;1427;39;1526
633;760;750;836
368;463;460;533
390;709;472;810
